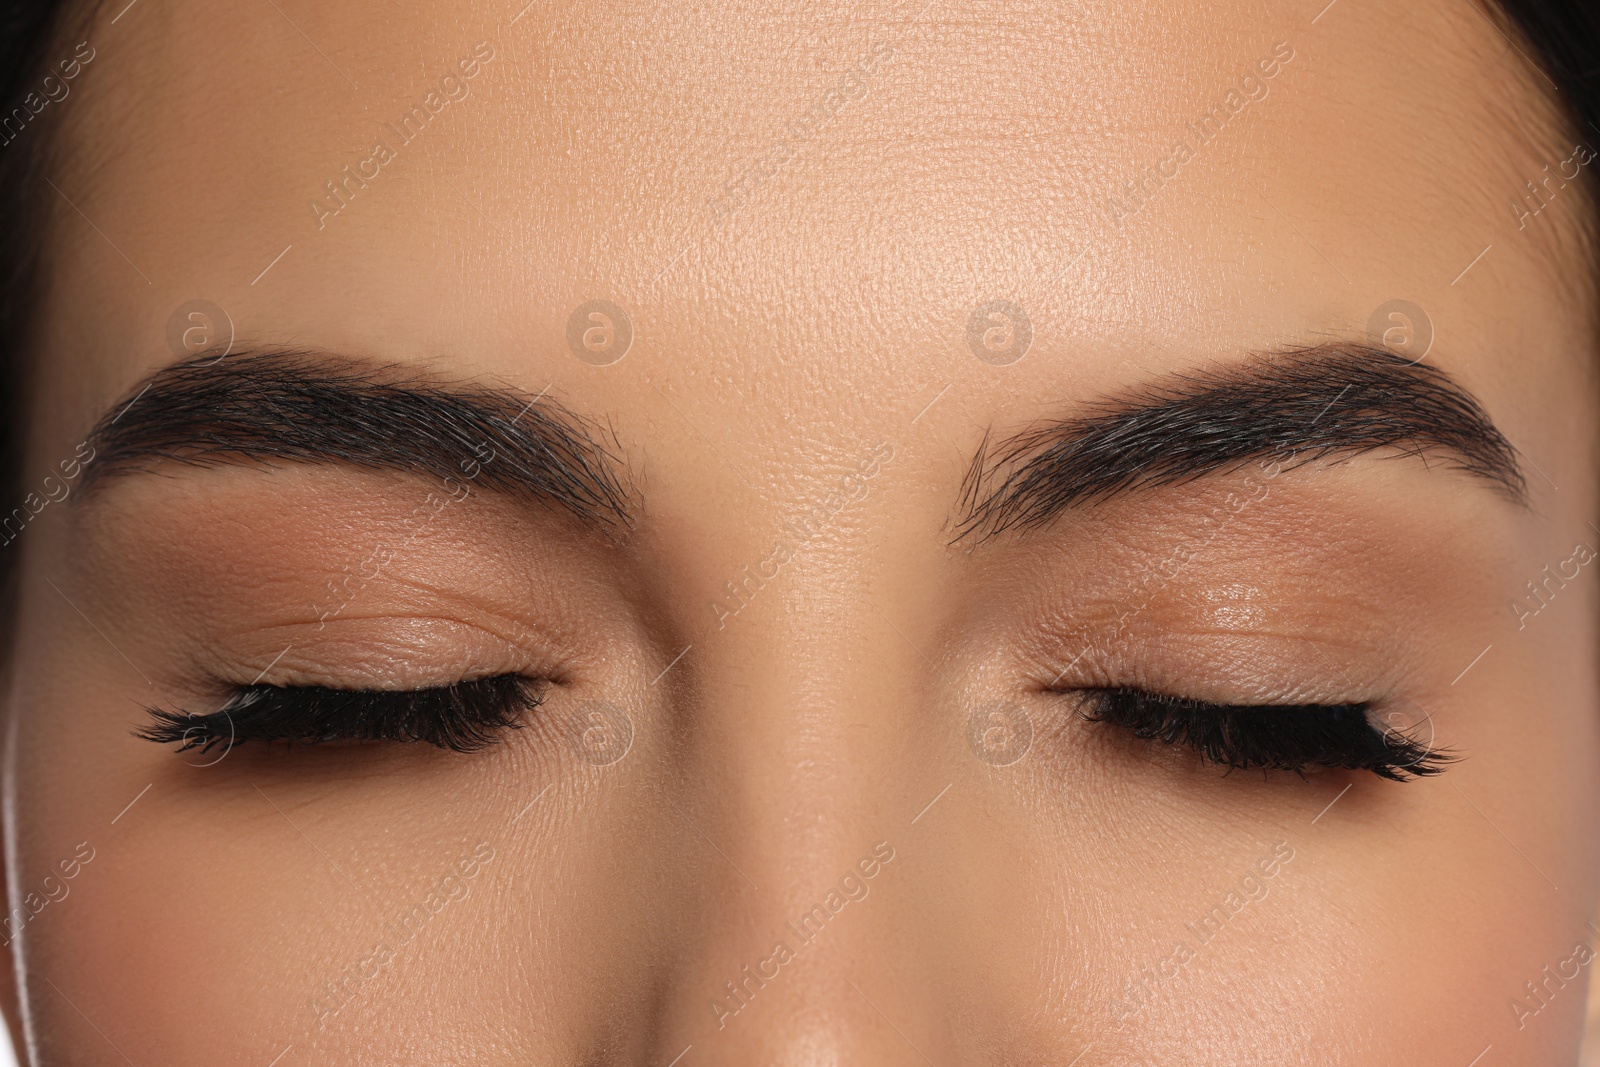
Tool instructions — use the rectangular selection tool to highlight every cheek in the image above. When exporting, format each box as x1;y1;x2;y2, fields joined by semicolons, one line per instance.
22;780;474;1060
997;616;1600;1060
22;816;309;1060
7;704;399;1059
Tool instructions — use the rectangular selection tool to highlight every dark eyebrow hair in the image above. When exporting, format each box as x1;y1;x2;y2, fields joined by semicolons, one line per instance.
956;343;1527;540
80;350;635;529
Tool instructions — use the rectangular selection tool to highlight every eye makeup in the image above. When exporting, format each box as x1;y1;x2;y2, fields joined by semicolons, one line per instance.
137;674;545;755
1071;687;1454;781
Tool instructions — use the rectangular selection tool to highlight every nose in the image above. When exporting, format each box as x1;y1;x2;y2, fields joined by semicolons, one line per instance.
645;556;962;1066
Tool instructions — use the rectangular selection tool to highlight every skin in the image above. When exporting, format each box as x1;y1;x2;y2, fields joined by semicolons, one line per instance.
2;0;1598;1062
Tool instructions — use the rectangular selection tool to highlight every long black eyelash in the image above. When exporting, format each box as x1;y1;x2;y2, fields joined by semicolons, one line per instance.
136;675;542;755
1077;688;1456;782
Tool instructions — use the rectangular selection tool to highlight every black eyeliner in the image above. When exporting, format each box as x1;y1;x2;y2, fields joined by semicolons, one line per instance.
137;674;541;755
1076;687;1455;782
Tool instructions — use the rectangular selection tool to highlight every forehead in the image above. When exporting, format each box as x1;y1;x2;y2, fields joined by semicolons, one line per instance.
30;0;1593;482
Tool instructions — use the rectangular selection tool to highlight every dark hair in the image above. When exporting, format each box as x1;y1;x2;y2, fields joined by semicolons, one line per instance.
0;0;97;593
0;0;1595;568
1495;0;1600;141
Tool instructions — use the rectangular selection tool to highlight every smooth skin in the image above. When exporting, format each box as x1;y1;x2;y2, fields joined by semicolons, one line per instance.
3;0;1599;1063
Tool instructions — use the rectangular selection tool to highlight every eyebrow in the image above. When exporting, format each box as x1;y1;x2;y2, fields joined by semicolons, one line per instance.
956;343;1527;539
80;350;635;529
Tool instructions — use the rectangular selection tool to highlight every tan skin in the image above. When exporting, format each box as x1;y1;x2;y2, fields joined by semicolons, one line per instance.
1;0;1598;1062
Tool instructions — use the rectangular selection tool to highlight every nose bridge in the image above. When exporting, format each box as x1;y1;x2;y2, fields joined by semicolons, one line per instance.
654;532;948;1063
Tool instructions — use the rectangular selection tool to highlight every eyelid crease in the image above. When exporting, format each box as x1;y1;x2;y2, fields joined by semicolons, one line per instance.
184;610;574;696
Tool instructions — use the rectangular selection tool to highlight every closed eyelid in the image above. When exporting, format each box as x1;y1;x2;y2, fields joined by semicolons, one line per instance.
137;675;544;754
1075;687;1456;781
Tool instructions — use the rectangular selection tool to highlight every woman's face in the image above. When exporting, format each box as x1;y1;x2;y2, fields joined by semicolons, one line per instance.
5;0;1598;1062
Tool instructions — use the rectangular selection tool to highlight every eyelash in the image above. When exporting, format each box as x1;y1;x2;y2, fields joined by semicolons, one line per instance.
1074;687;1454;782
136;675;543;755
137;675;1448;779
